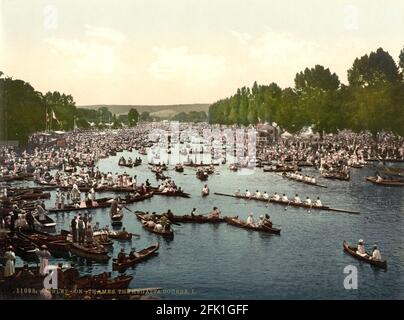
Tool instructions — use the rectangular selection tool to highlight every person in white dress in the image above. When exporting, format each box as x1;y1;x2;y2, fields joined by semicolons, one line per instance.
3;246;16;277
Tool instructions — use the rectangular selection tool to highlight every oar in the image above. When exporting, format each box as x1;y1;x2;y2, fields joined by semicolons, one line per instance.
122;205;134;213
284;201;291;211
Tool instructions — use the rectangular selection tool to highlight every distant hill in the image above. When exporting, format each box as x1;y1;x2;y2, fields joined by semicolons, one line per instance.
78;104;210;118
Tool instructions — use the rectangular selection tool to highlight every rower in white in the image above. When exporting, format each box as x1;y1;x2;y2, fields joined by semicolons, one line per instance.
315;196;322;207
294;194;301;204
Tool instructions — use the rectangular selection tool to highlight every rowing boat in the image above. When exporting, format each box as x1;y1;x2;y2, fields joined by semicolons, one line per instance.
263;165;299;172
6;235;39;262
112;243;159;271
107;230;133;241
281;173;327;188
225;217;281;235
151;187;191;198
17;229;71;257
135;213;174;239
213;192;360;215
342;240;387;269
34;213;57;228
135;210;227;224
123;192;154;204
366;176;404;187
69;242;110;262
321;171;350;181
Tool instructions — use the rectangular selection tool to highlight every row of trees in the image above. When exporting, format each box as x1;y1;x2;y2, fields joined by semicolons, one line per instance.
209;47;404;137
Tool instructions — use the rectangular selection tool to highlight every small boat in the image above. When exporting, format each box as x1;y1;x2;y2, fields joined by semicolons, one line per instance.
33;213;57;228
10;192;51;201
366;176;404;187
175;164;184;172
112;243;159;271
196;170;208;181
6;235;39;262
229;164;238;171
151;188;191;198
225;217;281;235
263;165;299;172
156;172;170;180
69;242;110;262
281;172;327;188
118;162;133;168
321;170;350;181
136;213;174;239
123;192;154;204
343;240;387;269
17;229;70;257
107;230;133;241
111;210;124;226
172;214;226;224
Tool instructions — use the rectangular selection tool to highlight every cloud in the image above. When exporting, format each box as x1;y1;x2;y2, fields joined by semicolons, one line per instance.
149;46;226;84
84;24;127;45
45;25;126;75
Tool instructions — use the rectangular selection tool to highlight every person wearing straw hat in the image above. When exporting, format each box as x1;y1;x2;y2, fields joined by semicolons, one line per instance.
3;246;16;277
37;245;51;275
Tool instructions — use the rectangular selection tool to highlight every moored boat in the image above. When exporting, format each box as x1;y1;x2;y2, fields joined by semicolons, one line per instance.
136;213;174;239
69;242;110;262
366;176;404;187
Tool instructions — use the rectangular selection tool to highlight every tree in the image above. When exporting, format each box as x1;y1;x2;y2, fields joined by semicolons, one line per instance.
399;46;404;80
348;48;400;87
295;65;340;93
127;108;139;127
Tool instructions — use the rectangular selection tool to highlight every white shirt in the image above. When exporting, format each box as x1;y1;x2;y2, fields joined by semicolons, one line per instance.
246;216;254;225
372;249;382;261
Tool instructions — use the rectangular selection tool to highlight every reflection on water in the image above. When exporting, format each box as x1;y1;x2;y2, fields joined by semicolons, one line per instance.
12;150;404;299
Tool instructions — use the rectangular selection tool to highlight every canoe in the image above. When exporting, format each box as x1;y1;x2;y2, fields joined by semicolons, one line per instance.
16;229;71;257
213;192;361;215
136;213;174;239
225;217;281;235
69;242;110;262
343;240;387;269
112;243;159;271
48;197;113;213
366;176;404;187
34;213;57;228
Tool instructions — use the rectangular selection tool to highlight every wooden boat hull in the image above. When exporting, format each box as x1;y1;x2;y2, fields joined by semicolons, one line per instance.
48;198;113;213
69;243;110;262
136;213;174;239
213;192;360;215
112;243;159;271
366;176;404;187
343;241;387;269
225;217;281;235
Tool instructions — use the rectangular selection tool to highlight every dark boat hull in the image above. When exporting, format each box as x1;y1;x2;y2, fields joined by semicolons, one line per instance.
343;241;387;269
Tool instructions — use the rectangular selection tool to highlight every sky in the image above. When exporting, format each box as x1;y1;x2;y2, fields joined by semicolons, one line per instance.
1;0;404;105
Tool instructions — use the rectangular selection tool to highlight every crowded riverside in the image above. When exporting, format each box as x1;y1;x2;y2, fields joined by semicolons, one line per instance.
1;122;403;299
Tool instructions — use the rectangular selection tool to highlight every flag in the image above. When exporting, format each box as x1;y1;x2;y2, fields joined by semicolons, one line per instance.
52;110;60;124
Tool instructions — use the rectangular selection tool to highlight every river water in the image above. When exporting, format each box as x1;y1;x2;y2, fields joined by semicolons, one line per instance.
11;149;404;299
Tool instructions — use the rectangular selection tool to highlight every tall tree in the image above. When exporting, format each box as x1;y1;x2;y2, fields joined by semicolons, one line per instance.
127;108;139;127
348;48;400;87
